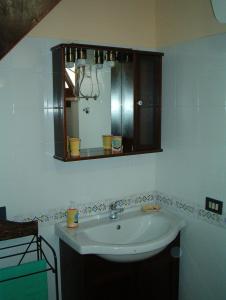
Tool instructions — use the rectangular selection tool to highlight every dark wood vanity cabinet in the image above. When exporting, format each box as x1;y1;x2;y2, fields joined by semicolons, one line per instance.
59;234;180;300
51;44;163;161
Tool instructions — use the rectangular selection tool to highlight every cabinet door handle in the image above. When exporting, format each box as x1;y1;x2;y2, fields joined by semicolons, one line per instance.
137;100;143;106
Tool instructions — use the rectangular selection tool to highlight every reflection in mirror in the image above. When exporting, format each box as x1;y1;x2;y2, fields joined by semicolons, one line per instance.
65;48;115;149
64;47;132;152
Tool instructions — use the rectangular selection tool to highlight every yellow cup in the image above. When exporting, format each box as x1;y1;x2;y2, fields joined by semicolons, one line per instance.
69;138;80;157
102;135;112;150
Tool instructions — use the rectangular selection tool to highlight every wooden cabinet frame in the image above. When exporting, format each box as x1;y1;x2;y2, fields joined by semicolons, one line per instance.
51;43;163;161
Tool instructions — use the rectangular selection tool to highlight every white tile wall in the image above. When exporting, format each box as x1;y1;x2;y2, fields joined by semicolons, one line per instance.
1;33;226;300
157;33;226;300
0;36;157;300
0;37;157;219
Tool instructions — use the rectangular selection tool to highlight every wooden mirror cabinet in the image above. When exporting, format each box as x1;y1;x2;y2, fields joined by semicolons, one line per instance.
51;43;163;161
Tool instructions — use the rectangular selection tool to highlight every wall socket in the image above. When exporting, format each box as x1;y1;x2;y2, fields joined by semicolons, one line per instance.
0;206;6;220
205;197;223;215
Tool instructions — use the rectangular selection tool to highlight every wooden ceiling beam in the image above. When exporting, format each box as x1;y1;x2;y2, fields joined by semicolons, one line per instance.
0;0;62;60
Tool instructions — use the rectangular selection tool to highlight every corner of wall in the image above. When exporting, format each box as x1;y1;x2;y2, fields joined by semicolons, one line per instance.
155;0;226;48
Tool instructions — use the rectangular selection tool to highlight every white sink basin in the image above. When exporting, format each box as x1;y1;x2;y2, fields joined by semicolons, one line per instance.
55;208;185;263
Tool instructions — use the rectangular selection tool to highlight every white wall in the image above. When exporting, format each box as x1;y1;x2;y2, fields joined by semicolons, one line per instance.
155;0;226;47
29;0;226;49
0;36;157;219
0;36;156;299
156;32;226;300
29;0;156;49
2;33;226;300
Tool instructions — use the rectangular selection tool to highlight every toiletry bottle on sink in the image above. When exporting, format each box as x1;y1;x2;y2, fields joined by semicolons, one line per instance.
67;201;79;228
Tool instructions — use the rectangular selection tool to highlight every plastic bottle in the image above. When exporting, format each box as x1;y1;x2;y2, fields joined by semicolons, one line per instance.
67;201;79;228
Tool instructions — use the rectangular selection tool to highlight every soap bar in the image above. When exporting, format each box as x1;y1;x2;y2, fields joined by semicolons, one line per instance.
142;204;160;212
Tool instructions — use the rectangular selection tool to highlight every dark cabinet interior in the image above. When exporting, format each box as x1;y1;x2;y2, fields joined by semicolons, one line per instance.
59;234;180;300
51;43;163;161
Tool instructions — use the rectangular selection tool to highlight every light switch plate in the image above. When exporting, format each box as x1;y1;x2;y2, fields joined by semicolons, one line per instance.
205;197;223;215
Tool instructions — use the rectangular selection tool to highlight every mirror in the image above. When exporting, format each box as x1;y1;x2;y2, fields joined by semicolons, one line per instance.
64;46;132;151
65;48;112;149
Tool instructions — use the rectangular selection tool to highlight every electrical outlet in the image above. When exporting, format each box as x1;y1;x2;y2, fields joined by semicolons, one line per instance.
0;206;6;220
205;197;223;215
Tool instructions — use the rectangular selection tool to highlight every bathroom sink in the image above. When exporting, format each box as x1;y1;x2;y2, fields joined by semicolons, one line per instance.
55;208;185;263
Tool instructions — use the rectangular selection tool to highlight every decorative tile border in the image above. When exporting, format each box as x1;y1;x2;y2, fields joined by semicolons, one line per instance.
197;208;226;227
13;191;157;224
155;192;226;229
15;209;67;224
156;192;196;217
13;191;226;229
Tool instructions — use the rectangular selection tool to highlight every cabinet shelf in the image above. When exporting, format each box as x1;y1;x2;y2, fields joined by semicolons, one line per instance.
54;147;163;161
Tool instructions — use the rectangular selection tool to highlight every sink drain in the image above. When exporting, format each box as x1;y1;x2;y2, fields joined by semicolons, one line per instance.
116;225;121;230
